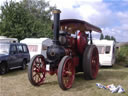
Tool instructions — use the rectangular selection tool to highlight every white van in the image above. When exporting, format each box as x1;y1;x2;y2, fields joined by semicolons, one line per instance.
20;38;53;59
93;40;116;66
0;36;18;43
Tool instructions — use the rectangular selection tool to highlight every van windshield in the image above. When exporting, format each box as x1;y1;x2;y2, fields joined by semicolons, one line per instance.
0;44;10;55
97;46;111;54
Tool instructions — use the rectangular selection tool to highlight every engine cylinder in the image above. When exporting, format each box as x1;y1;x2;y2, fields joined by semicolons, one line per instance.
47;44;65;62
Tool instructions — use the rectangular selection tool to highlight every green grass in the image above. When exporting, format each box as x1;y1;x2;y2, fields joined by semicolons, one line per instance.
0;64;128;96
116;45;128;66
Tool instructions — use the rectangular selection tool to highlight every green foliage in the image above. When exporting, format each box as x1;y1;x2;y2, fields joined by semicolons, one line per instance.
116;45;128;65
110;36;116;42
101;33;116;42
100;33;104;40
0;0;55;40
104;35;111;40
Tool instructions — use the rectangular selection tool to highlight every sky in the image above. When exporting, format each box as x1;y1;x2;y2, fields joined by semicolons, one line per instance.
46;0;128;42
0;0;128;42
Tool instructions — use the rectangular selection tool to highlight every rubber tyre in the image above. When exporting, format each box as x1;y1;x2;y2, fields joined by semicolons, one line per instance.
28;54;46;86
21;60;26;70
58;56;75;90
83;45;99;80
0;63;7;75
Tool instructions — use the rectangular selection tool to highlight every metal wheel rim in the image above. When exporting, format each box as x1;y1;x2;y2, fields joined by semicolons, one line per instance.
91;47;99;78
62;58;75;89
32;55;46;85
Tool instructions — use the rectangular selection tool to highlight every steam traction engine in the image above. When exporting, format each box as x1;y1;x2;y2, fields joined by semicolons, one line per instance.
28;9;102;90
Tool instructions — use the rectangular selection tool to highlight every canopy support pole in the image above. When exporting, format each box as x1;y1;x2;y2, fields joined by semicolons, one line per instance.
90;31;93;44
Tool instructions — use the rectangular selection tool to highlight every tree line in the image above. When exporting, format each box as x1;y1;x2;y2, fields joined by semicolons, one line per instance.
100;33;116;42
0;0;55;40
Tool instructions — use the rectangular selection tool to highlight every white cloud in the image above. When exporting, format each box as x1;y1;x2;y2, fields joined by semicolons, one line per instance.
48;0;128;42
117;11;128;24
101;27;128;42
48;0;119;30
77;2;115;27
48;0;114;27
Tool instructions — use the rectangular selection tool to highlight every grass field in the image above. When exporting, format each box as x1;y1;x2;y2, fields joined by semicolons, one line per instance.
0;65;128;96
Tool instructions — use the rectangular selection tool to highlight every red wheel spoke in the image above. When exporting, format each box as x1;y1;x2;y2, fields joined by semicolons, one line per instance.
60;57;75;89
91;47;99;78
37;73;42;80
30;55;46;85
33;73;38;78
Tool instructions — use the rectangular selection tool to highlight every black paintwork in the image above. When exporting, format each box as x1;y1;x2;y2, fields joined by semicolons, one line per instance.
46;44;65;67
53;9;60;44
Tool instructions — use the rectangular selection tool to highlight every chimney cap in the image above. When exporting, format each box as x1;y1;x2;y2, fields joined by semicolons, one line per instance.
52;9;61;14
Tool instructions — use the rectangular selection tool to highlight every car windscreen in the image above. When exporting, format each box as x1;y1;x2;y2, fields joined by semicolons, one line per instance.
0;44;10;55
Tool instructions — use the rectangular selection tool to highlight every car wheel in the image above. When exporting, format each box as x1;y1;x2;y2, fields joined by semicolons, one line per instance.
22;60;26;70
0;63;7;75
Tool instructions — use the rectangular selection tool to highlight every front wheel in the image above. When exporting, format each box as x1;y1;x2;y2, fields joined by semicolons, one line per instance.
28;55;46;86
58;56;75;90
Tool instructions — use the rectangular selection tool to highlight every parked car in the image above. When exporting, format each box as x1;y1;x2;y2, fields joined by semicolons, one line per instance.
0;42;30;74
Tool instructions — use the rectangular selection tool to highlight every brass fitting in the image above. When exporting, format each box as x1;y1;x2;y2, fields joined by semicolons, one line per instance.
52;9;61;14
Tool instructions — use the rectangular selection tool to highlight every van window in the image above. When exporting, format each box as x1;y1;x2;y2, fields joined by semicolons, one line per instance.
28;45;38;52
97;46;105;54
105;46;111;54
17;45;23;53
23;45;28;53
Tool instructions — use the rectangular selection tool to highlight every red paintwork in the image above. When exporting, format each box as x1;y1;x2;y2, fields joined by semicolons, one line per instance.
64;48;71;55
32;55;46;85
77;31;87;54
62;57;75;89
48;69;57;75
29;14;101;89
72;56;79;67
67;36;76;48
91;47;99;79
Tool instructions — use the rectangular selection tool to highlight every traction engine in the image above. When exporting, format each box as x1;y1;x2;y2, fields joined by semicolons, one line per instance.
28;9;102;90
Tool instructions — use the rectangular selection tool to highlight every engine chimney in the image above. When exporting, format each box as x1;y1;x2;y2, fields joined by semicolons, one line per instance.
52;9;61;44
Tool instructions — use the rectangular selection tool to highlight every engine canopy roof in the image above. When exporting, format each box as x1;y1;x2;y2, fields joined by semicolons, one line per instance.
59;19;102;34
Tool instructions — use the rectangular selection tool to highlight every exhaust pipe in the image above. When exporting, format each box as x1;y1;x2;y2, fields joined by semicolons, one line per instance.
52;9;61;44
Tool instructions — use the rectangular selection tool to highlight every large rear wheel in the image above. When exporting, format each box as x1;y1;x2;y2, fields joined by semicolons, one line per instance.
83;45;99;80
58;56;75;90
28;55;46;86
